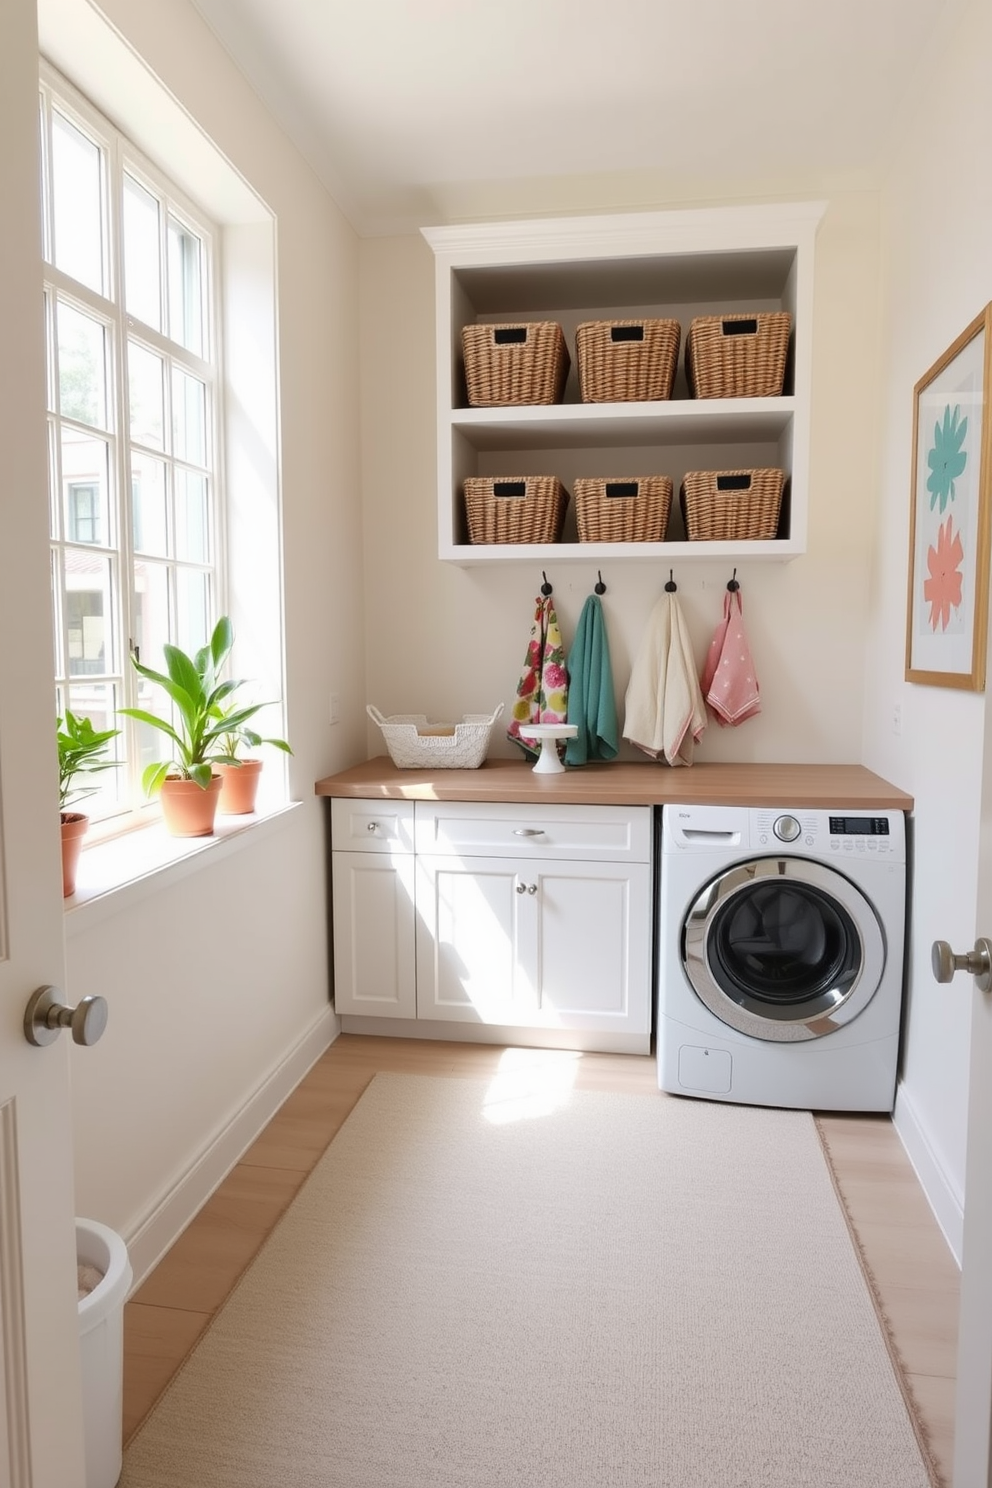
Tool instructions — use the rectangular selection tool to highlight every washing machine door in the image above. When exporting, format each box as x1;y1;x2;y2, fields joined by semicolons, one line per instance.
681;856;886;1043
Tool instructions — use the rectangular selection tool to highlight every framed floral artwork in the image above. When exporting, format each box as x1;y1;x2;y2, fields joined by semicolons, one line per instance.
906;305;992;690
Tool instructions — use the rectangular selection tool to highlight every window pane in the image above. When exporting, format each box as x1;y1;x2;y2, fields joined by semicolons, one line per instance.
132;562;172;781
168;217;204;356
123;174;162;330
175;470;208;563
131;455;168;556
172;369;207;465
61;431;110;547
132;560;169;674
57;302;107;428
51;111;104;292
176;568;209;658
51;548;63;673
64;550;113;676
128;342;165;450
64;682;124;814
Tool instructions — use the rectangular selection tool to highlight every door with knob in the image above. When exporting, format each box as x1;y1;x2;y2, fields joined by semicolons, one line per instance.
940;920;992;1481
0;11;88;1480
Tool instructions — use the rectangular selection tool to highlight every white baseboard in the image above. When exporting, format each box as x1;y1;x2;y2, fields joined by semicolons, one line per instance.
124;1005;339;1289
892;1078;964;1265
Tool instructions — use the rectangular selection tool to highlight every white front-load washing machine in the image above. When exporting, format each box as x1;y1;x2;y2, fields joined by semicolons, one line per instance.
657;803;907;1111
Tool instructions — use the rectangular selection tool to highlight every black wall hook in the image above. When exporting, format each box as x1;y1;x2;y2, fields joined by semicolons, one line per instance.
727;568;740;592
540;570;553;596
594;570;606;595
664;569;677;592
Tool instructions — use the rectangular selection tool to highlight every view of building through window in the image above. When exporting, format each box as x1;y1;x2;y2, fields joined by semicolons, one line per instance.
40;66;221;826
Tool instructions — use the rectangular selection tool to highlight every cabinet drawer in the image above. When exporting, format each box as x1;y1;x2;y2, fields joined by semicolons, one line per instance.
414;802;651;863
331;797;415;854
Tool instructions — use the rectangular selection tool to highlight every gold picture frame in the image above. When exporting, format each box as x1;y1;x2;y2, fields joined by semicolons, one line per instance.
906;305;992;690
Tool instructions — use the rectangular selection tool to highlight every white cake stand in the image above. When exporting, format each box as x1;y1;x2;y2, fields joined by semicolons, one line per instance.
517;723;578;774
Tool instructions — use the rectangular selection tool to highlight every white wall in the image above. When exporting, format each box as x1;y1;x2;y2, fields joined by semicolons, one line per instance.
359;194;882;767
31;0;368;1271
862;0;992;1257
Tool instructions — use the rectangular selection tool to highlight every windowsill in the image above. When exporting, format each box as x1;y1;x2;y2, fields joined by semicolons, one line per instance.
63;799;304;935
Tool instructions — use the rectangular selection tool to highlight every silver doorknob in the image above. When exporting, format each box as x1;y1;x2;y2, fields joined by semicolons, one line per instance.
931;939;992;993
24;986;109;1047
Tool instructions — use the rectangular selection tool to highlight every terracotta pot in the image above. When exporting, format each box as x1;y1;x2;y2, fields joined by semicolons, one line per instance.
60;812;88;897
217;759;264;815
159;775;223;837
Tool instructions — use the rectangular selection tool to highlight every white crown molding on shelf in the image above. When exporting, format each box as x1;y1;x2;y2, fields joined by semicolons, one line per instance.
421;201;829;263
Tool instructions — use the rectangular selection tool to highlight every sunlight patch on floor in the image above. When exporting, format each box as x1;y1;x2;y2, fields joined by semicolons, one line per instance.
482;1046;582;1124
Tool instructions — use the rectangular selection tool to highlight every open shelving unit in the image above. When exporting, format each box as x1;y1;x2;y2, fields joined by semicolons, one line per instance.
423;202;825;566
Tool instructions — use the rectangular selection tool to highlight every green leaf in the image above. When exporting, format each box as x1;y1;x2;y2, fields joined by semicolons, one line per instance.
141;761;171;796
210;616;234;673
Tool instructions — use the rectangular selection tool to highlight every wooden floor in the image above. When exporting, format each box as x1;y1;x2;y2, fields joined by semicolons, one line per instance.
123;1034;961;1481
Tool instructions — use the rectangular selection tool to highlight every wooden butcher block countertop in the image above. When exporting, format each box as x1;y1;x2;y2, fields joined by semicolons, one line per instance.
315;758;914;811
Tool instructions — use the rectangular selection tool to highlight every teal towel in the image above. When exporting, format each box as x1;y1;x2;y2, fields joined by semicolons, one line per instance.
565;594;619;765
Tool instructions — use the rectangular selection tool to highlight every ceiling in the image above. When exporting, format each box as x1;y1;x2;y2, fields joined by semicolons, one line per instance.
189;0;962;236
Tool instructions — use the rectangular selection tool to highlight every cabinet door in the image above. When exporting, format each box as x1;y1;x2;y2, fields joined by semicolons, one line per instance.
532;861;651;1037
415;854;651;1039
415;855;537;1025
332;850;417;1017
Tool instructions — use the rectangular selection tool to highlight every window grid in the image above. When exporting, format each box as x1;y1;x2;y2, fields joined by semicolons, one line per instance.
40;64;223;828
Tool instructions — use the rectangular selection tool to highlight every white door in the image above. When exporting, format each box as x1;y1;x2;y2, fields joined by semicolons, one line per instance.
531;861;651;1036
332;852;417;1017
0;4;87;1483
952;824;992;1480
416;856;535;1024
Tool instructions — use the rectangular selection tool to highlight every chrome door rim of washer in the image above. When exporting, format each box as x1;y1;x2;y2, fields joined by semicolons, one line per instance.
682;856;886;1044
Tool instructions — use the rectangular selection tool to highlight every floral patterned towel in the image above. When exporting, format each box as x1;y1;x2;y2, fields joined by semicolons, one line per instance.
507;594;569;758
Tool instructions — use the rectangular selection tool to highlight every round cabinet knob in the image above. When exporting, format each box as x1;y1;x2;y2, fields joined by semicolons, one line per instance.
23;986;109;1047
773;814;802;843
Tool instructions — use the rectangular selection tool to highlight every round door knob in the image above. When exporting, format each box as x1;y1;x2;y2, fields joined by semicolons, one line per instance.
932;939;992;993
23;986;109;1047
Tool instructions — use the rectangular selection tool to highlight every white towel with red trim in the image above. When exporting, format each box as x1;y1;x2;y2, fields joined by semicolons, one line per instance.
700;588;761;726
623;590;707;766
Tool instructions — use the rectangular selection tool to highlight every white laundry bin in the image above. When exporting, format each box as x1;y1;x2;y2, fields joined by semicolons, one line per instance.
77;1218;133;1488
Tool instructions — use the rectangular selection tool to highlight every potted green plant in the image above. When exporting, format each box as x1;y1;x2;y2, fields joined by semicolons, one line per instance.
119;616;287;837
57;711;120;896
213;704;292;816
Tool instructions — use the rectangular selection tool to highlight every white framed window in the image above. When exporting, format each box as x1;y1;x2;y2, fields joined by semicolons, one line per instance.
40;63;224;828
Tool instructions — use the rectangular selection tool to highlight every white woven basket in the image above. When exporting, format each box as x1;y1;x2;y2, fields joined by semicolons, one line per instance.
367;704;504;769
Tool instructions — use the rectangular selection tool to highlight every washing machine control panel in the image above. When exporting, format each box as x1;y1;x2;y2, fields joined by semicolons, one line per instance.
827;815;894;857
749;809;904;860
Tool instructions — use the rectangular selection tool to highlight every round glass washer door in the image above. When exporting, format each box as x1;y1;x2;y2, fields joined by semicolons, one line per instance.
681;857;886;1043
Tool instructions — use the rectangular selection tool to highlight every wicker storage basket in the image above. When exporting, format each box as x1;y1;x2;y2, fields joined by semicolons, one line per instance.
461;322;570;406
575;319;681;403
463;476;569;544
680;468;786;541
573;476;673;542
685;312;792;398
367;704;504;770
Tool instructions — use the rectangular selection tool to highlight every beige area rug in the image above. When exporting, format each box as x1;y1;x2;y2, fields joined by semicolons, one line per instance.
121;1073;938;1488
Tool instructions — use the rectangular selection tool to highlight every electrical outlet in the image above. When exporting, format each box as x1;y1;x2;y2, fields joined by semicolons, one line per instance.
329;692;340;726
892;701;902;737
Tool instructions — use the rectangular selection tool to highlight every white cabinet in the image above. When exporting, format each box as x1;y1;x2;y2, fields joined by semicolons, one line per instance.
330;798;653;1053
422;202;825;565
330;799;417;1018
